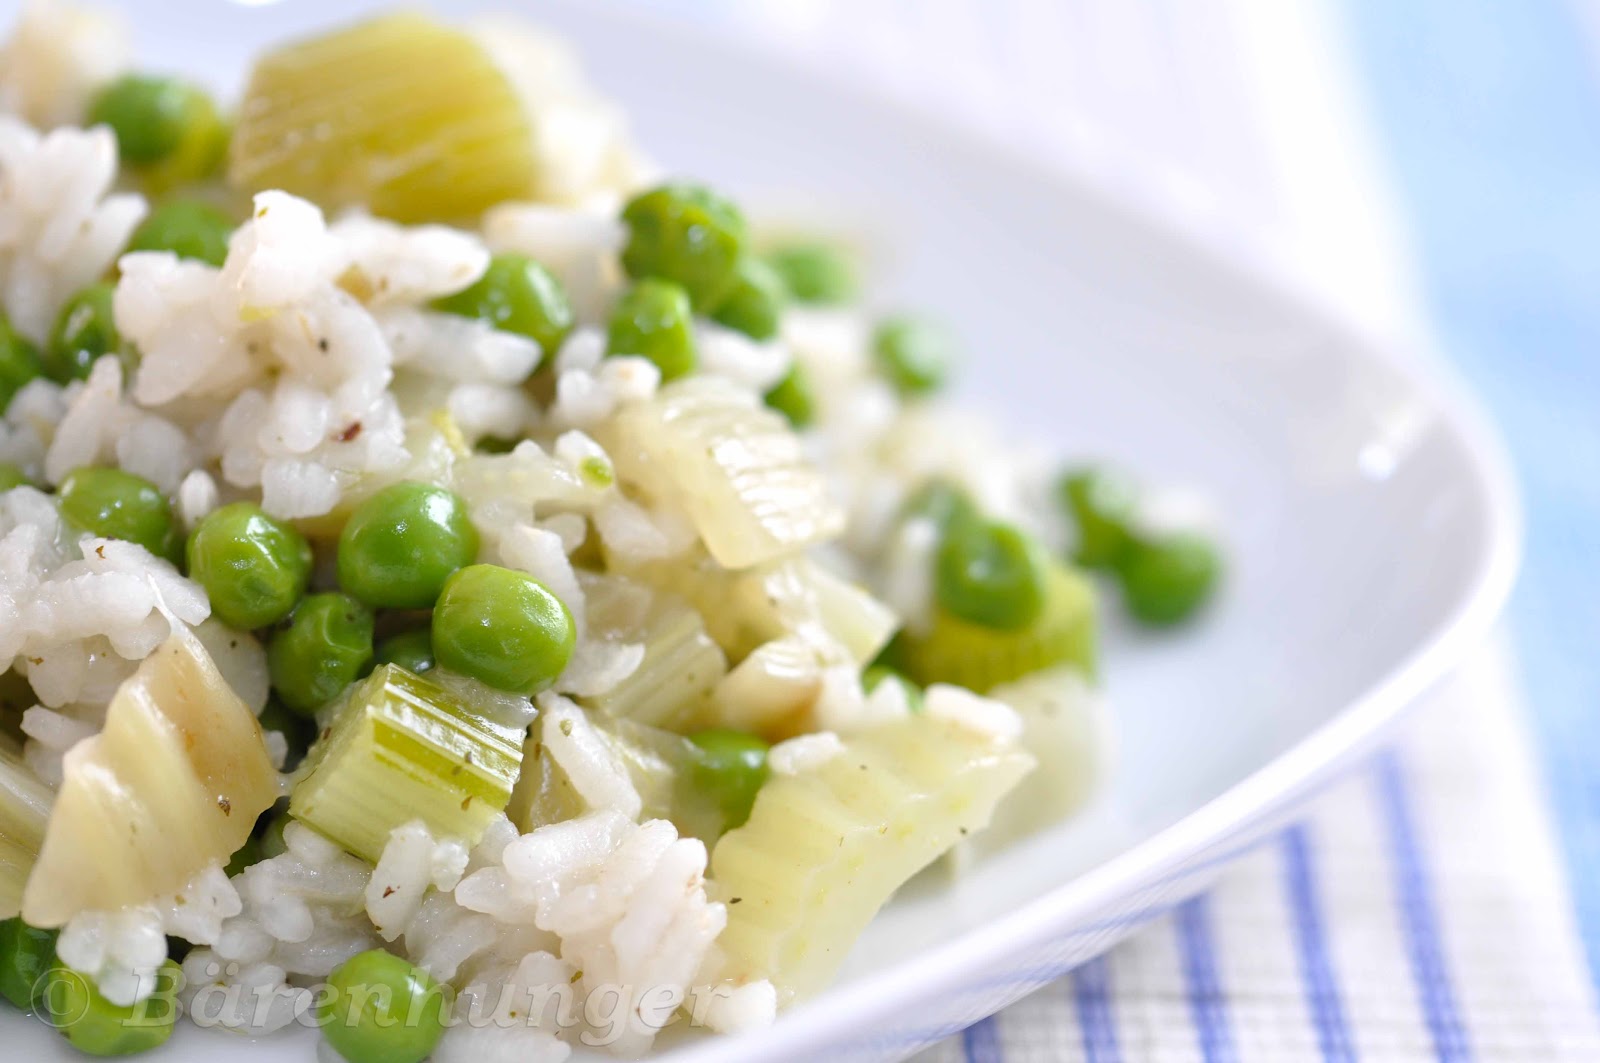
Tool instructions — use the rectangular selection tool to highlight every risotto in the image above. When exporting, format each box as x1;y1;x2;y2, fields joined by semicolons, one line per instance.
0;3;1221;1060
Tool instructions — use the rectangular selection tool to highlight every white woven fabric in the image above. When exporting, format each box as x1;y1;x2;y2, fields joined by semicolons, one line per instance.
913;638;1600;1060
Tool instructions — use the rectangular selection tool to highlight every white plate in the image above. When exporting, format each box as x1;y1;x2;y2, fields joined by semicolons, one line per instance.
1;1;1520;1060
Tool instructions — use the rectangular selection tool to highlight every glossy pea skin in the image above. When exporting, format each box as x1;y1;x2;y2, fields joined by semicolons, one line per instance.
40;960;180;1056
1058;467;1137;570
337;482;478;609
432;253;573;356
764;242;858;305
935;519;1048;631
689;728;770;832
57;467;179;562
269;593;375;717
872;315;952;397
431;564;575;694
900;478;977;536
606;278;697;381
374;630;435;675
620;183;749;308
708;256;786;341
126;199;234;266
1117;533;1222;627
0;315;41;414
0;463;29;492
88;75;214;166
762;362;815;428
186;503;313;630
0;918;58;1010
862;664;923;712
44;284;118;384
318;950;449;1063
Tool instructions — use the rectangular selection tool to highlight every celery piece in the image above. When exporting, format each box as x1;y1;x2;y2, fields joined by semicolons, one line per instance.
23;629;277;927
979;668;1110;848
893;560;1097;693
580;594;726;729
602;379;844;569
617;554;896;667
230;14;540;222
710;713;1034;1000
509;712;725;844
0;748;51;921
289;664;524;862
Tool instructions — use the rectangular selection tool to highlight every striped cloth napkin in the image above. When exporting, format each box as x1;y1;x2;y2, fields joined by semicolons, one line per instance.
916;641;1600;1061
620;0;1600;1059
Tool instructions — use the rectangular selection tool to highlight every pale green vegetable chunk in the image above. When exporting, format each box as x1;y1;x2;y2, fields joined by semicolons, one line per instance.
289;664;524;862
710;712;1033;999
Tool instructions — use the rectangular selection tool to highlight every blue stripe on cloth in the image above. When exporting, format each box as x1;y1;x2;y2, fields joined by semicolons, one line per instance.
1340;0;1600;999
1281;825;1357;1063
961;1014;1003;1063
1373;751;1472;1061
1072;955;1121;1063
1174;896;1237;1063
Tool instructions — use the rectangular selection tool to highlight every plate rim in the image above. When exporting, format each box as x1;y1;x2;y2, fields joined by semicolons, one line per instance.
611;8;1525;1060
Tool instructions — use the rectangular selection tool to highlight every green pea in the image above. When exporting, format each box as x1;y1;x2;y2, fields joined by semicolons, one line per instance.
688;728;769;832
126;199;234;267
57;466;178;562
318;949;449;1063
765;242;858;305
862;664;923;712
606;278;697;381
900;478;977;535
431;564;574;694
0;314;41;414
433;252;573;356
269;593;375;717
620;182;748;308
374;630;435;675
337;482;478;609
762;362;815;428
0;463;29;492
1059;467;1137;569
935;519;1048;631
0;918;58;1010
1117;533;1221;627
709;256;786;341
872;315;952;397
187;503;313;630
44;284;118;384
88;74;217;168
40;960;180;1056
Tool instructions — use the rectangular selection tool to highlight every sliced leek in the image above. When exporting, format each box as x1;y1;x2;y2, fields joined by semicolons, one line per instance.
894;561;1097;693
603;379;844;569
580;594;726;729
230;14;541;222
709;712;1033;999
0;747;51;920
22;630;278;927
289;664;524;862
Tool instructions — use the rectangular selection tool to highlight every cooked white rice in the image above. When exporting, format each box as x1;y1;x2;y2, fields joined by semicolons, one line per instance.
0;4;1118;1059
